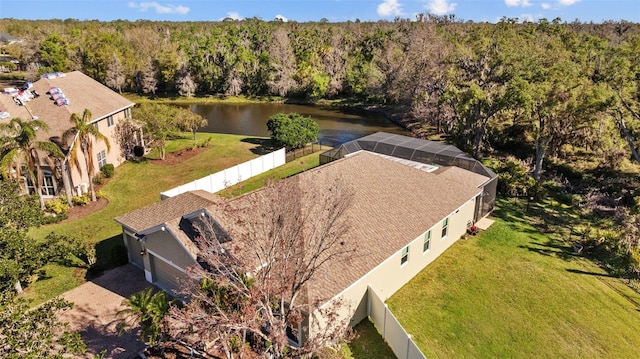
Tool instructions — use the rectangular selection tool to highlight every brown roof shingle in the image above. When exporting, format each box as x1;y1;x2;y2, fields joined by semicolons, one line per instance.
116;151;486;304
115;190;222;233
0;71;134;143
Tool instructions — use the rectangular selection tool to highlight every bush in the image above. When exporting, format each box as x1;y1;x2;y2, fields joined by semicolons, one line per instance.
92;173;104;185
100;163;115;178
488;157;535;197
42;212;67;224
45;196;70;215
72;195;90;206
95;190;105;199
266;113;319;149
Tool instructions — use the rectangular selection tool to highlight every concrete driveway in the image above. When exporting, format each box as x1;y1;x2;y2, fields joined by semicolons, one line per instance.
59;264;153;359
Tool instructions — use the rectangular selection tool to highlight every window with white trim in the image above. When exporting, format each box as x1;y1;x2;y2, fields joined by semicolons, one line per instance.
97;150;107;169
93;122;99;130
107;115;114;127
401;246;409;265
41;171;55;196
124;108;132;119
442;217;449;238
423;230;431;252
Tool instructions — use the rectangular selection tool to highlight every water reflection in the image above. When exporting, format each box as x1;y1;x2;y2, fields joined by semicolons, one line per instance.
187;103;408;147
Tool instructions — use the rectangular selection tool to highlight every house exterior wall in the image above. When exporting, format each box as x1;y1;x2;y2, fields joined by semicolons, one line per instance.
144;230;197;271
67;107;132;195
121;226;198;294
314;195;478;332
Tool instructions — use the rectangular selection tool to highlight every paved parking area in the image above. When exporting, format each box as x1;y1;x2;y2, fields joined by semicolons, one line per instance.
59;264;153;359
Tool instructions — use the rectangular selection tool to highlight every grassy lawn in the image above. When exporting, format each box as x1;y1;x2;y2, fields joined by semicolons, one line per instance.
387;198;640;358
23;133;325;304
345;320;396;359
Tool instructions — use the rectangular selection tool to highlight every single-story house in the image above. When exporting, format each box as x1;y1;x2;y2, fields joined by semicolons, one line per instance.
115;133;496;345
0;70;139;198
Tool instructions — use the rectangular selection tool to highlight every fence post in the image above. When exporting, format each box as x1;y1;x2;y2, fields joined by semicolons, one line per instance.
383;304;387;339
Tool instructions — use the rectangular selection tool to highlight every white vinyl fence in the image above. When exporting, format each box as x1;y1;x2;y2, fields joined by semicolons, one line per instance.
368;285;427;359
160;148;286;199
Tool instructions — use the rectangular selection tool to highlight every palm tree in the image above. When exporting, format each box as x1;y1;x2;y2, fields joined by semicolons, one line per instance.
0;118;64;209
117;287;171;346
63;109;110;202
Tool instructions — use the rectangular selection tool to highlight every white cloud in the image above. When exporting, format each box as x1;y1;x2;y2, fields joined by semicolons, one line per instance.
127;2;189;15
558;0;580;5
224;11;242;20
425;0;457;16
541;3;551;9
505;0;532;7
377;0;403;17
275;14;289;22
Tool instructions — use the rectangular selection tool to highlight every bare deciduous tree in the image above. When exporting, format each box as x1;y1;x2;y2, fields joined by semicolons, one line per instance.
175;63;197;97
266;28;297;97
105;53;126;93
166;176;355;358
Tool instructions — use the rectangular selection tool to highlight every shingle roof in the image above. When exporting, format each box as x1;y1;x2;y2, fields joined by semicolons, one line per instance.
116;151;486;304
0;71;134;144
115;190;222;233
289;151;483;302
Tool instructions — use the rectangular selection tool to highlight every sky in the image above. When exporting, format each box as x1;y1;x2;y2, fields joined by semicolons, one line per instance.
0;0;638;23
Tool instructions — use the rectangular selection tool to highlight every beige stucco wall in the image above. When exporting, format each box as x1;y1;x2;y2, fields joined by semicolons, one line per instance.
121;225;198;293
314;195;479;332
144;230;197;270
68;107;132;194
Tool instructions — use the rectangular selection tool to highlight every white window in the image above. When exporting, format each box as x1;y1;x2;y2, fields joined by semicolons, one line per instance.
97;150;107;169
107;115;114;127
41;171;55;196
93;122;99;130
401;246;409;265
423;230;431;252
124;108;132;119
442;217;449;239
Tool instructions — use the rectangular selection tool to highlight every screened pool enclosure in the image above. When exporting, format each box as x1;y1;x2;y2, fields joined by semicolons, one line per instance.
320;132;497;221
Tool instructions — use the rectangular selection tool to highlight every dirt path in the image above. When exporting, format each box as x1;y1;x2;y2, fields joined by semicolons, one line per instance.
59;264;153;358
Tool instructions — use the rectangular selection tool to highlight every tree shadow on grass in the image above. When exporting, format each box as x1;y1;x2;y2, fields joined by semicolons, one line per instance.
87;234;129;280
241;137;279;155
519;238;580;261
566;268;616;277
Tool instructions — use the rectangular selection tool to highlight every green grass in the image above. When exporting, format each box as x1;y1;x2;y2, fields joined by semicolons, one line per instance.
344;320;396;359
23;133;327;305
386;198;640;358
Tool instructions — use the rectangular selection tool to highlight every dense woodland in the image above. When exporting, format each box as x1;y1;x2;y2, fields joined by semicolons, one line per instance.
2;16;640;271
0;18;639;257
1;17;639;162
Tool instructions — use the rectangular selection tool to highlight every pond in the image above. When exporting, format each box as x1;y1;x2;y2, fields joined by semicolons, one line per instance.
188;103;409;147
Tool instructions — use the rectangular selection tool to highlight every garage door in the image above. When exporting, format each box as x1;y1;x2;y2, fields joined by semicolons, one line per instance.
149;254;187;295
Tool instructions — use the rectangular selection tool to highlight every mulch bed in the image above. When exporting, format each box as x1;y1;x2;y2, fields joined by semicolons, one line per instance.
62;197;109;223
148;146;209;166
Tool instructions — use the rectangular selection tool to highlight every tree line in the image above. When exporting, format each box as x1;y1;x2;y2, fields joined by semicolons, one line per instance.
2;14;640;278
1;17;638;162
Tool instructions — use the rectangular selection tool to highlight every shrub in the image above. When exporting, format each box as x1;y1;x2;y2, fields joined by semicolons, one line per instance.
72;195;90;206
266;112;319;149
92;173;104;185
45;196;70;215
100;163;115;178
95;190;105;199
488;157;535;197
